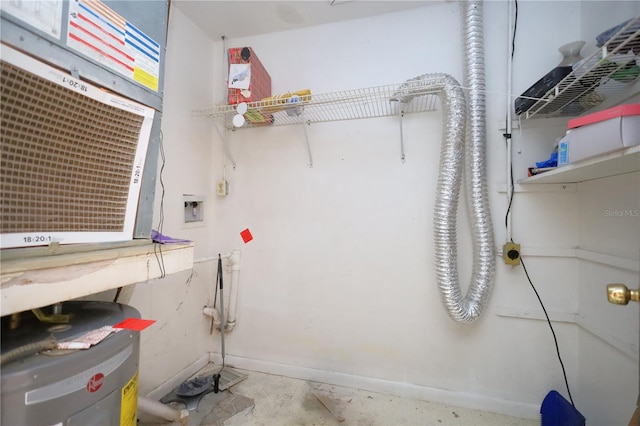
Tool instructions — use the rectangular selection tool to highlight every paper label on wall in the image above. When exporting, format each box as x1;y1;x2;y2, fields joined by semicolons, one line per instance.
67;0;160;91
229;64;251;89
0;0;63;39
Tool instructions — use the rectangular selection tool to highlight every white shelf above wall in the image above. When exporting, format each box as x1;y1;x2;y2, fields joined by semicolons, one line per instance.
523;16;640;119
516;17;640;184
192;81;442;130
521;16;640;120
519;145;640;184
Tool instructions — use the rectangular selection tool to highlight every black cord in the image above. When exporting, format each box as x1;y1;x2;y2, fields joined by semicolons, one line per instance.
157;130;166;234
154;129;167;279
511;0;518;60
520;257;576;408
217;254;225;369
505;0;576;409
113;286;122;303
213;259;219;314
505;0;517;230
504;138;514;230
506;9;575;400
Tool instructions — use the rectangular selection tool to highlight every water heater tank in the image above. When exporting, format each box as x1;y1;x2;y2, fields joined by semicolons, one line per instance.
1;301;141;425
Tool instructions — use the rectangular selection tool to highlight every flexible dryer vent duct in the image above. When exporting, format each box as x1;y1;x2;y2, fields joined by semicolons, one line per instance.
449;0;495;323
396;0;495;323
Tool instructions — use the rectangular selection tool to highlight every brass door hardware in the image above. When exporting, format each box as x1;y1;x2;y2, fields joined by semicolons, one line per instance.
606;283;639;305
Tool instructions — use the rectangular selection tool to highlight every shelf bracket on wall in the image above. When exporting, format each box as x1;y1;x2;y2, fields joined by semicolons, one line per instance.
214;124;237;169
222;133;237;170
398;104;407;163
300;109;313;168
193;82;443;169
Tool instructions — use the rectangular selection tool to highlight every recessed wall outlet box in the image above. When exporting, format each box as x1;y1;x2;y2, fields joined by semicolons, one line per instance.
503;242;521;265
216;180;228;197
183;195;204;223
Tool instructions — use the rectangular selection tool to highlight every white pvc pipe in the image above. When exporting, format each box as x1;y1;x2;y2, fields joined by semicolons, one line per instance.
203;305;221;327
226;250;241;327
201;250;241;332
137;396;188;424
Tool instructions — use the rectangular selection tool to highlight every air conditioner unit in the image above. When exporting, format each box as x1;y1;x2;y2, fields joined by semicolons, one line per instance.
0;0;168;249
0;45;154;248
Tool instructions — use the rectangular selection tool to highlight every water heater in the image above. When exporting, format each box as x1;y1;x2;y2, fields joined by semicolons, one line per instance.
1;301;141;425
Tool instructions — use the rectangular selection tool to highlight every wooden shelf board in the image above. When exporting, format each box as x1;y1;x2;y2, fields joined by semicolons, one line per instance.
1;240;194;315
520;145;640;184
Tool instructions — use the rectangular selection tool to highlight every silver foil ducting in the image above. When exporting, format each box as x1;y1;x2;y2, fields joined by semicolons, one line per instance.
398;0;495;323
461;0;495;322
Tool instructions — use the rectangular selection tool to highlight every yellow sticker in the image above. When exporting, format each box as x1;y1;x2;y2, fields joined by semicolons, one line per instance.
120;371;138;426
133;67;159;92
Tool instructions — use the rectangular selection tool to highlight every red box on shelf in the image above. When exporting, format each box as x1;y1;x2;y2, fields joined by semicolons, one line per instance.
227;47;271;113
227;47;272;125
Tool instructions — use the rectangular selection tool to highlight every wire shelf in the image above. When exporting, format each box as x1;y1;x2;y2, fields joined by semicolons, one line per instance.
192;80;443;130
523;15;640;119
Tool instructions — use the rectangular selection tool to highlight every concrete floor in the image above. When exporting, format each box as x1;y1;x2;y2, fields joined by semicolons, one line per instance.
139;367;540;426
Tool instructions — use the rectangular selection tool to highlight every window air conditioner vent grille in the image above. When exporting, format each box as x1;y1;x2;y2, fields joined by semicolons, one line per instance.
1;59;144;234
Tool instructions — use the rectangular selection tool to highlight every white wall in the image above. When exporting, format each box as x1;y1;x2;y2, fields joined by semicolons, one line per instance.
205;1;584;419
575;169;639;424
130;1;639;423
127;7;217;396
574;3;640;423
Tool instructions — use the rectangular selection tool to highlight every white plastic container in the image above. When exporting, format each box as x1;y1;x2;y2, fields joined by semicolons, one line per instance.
565;104;640;164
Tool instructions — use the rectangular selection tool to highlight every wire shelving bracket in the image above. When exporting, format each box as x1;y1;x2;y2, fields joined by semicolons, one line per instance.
522;16;640;120
192;81;442;165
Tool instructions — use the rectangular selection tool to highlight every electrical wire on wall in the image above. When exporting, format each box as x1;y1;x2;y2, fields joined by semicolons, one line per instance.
217;35;237;172
506;0;576;410
153;129;167;279
222;35;229;180
504;0;517;237
115;126;167;301
520;257;576;408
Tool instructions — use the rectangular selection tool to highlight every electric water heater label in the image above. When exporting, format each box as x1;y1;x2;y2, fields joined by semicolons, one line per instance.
120;371;138;426
67;0;160;91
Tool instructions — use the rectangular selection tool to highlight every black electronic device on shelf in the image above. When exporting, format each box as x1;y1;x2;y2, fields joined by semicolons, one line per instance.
514;66;573;115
